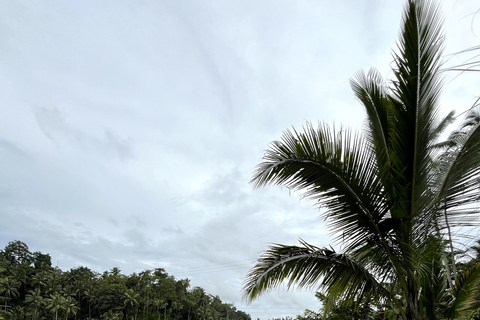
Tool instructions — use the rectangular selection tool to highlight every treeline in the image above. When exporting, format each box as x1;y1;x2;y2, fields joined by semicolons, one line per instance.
0;240;251;320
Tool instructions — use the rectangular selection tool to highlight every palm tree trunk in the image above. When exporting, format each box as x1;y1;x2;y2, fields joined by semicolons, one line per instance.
405;288;419;320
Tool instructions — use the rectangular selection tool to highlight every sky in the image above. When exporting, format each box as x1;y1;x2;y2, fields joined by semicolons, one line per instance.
0;1;479;319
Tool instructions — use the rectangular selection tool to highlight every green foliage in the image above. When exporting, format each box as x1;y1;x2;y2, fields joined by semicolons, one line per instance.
243;0;480;319
0;240;251;320
295;309;322;320
315;293;374;320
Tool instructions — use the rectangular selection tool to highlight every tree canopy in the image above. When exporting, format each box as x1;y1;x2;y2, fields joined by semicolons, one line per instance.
0;240;251;320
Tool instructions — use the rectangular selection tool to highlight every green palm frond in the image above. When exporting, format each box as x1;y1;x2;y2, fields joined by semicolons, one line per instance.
389;0;444;220
434;108;480;226
242;240;392;305
441;262;480;319
430;111;456;146
251;123;393;251
350;69;393;182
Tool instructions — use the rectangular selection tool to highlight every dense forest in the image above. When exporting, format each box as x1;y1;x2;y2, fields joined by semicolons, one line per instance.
0;241;251;320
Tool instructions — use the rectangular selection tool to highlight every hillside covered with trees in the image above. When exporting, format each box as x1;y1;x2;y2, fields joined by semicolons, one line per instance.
0;240;251;320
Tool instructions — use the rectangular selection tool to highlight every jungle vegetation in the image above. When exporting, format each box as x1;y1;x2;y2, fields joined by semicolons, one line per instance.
0;240;250;320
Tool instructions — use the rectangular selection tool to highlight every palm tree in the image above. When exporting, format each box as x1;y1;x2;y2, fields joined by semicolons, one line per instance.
83;282;96;319
46;268;64;295
47;292;66;320
123;289;140;320
243;1;480;319
31;271;48;291
63;296;79;320
151;299;167;320
25;288;44;320
9;305;26;320
101;310;123;320
0;277;20;311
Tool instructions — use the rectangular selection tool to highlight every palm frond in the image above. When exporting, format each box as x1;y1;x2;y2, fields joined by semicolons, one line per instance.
242;240;392;305
350;69;392;176
391;0;444;212
429;110;456;148
251;123;398;255
434;108;480;229
440;262;480;319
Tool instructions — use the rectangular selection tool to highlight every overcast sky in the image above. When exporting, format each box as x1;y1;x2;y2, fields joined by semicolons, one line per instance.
1;1;479;319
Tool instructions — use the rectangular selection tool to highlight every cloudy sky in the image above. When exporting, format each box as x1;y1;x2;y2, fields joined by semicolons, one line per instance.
0;0;479;319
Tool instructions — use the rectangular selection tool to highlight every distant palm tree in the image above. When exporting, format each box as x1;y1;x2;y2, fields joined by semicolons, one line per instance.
243;1;480;319
46;268;64;295
1;277;20;311
101;310;123;320
25;288;44;320
46;292;66;320
151;299;166;320
110;268;122;278
9;305;26;320
83;283;96;319
63;296;79;320
123;289;140;320
31;271;48;291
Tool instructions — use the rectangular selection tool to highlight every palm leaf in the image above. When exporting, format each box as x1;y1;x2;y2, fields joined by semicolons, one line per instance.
434;108;480;228
250;123;403;265
242;239;392;307
441;262;480;319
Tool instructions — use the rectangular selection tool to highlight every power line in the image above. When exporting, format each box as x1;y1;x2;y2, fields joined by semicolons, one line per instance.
168;258;255;278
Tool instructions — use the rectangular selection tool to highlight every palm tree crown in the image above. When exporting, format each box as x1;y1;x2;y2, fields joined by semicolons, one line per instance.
243;1;480;319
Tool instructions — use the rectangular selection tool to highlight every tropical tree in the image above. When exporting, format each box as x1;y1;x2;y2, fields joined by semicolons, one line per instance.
151;299;167;320
9;305;26;320
83;281;96;319
25;288;44;320
63;296;79;320
1;277;20;312
295;309;322;320
1;241;33;266
46;292;65;320
31;271;48;291
243;1;480;319
123;289;139;320
46;268;64;295
101;310;123;320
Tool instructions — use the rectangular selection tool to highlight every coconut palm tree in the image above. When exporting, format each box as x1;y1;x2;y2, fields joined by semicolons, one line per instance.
31;271;48;291
83;282;96;319
243;1;480;319
101;310;123;320
46;292;66;320
0;277;20;312
9;305;26;320
151;299;167;320
123;289;140;320
63;296;79;320
25;288;44;320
